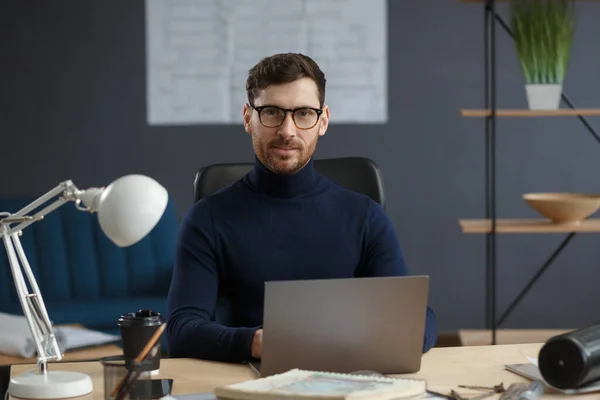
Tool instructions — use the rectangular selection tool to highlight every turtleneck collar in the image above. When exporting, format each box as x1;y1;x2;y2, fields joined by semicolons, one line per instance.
247;156;317;198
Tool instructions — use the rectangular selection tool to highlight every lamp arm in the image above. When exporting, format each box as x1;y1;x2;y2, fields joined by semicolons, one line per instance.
0;180;87;374
2;235;61;370
5;180;84;236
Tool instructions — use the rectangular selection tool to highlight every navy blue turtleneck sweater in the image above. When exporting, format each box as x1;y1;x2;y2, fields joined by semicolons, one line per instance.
166;157;437;362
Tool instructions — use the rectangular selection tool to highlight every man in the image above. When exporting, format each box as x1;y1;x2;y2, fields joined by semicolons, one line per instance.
166;53;437;363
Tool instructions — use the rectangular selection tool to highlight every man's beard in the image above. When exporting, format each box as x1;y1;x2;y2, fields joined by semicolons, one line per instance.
253;136;318;175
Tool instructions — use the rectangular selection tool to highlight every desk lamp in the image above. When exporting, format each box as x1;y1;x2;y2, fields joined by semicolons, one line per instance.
0;174;168;399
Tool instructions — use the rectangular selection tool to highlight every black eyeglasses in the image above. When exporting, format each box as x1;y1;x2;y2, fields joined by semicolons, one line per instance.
249;103;323;130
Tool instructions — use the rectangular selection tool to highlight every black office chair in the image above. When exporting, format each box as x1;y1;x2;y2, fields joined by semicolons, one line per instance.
193;157;386;210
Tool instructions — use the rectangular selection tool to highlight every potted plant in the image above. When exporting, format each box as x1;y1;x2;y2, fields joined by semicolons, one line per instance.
510;0;576;110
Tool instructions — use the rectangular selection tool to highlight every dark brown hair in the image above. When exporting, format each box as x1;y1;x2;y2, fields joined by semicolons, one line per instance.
246;53;326;107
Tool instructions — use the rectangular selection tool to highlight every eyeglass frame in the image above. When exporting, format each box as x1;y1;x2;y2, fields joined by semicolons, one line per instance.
248;103;324;130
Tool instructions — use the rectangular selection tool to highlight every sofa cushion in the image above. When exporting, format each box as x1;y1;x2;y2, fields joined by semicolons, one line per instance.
1;297;168;332
48;298;169;332
0;196;178;333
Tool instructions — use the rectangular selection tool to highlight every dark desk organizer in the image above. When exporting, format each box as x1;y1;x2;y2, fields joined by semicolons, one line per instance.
101;355;172;400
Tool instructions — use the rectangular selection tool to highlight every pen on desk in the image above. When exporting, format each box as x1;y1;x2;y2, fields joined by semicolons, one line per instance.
519;380;544;400
426;389;454;399
110;322;166;398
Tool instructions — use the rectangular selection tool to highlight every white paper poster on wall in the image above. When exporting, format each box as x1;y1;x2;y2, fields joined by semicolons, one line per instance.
145;0;387;125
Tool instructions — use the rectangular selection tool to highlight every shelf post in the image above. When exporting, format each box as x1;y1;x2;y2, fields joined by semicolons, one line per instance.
484;0;498;345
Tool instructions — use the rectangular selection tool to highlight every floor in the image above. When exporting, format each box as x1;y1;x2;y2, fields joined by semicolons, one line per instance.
0;366;8;398
435;331;462;347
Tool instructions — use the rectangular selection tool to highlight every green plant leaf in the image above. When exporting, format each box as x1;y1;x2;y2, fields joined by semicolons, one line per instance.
510;0;575;85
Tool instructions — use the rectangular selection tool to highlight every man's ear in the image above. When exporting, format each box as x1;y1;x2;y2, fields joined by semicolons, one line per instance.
243;103;252;134
318;105;330;136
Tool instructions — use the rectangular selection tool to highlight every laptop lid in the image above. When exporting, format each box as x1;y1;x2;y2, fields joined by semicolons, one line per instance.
258;275;429;377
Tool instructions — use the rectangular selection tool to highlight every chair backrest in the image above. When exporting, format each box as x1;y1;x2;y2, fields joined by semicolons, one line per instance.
193;157;386;210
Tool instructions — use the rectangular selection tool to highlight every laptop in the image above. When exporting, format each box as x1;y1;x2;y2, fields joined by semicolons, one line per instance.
249;275;430;377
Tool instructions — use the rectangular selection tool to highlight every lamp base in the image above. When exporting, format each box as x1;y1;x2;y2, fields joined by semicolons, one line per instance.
8;370;93;399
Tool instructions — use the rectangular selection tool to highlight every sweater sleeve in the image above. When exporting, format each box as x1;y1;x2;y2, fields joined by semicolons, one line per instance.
362;201;438;353
166;199;260;362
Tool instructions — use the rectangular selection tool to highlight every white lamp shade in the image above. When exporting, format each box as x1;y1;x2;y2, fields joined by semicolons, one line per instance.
90;174;168;247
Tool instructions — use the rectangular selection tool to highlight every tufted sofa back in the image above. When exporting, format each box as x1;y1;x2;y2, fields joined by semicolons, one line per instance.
0;197;179;333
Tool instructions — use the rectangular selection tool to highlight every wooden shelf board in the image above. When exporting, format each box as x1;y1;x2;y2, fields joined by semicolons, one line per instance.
459;218;600;233
458;329;574;346
460;109;600;117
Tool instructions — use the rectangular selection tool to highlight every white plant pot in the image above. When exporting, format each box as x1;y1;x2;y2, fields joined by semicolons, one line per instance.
525;84;563;110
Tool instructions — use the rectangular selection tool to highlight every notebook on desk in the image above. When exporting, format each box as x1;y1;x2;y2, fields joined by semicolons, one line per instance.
214;368;427;400
167;372;445;400
250;275;430;377
167;392;448;400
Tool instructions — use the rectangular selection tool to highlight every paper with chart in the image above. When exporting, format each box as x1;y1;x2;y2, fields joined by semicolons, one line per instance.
145;0;387;125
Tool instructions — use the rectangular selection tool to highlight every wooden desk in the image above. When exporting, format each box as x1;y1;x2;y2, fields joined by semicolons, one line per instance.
9;343;594;399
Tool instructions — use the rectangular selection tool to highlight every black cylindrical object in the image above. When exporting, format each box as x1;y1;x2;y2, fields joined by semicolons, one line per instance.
118;309;164;372
538;323;600;389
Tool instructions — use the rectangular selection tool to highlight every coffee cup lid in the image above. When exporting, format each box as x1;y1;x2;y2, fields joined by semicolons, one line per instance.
118;309;163;327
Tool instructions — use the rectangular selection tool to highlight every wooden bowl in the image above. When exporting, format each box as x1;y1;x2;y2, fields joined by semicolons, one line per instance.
523;193;600;224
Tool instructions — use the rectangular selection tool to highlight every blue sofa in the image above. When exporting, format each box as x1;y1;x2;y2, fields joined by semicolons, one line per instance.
0;196;179;337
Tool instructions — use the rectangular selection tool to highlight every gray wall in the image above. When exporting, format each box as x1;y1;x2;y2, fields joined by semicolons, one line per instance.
3;0;600;333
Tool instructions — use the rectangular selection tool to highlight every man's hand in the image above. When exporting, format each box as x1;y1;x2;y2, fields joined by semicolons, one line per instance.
251;329;263;358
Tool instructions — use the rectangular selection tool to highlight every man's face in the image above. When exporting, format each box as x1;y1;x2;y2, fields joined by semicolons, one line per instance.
243;77;330;175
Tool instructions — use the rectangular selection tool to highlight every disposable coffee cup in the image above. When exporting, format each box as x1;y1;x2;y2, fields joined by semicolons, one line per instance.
117;309;164;374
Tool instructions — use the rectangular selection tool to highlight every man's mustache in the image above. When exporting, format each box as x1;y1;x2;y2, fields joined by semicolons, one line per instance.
270;141;302;150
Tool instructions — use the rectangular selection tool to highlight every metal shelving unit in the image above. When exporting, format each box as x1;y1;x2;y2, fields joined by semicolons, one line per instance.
458;0;600;345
